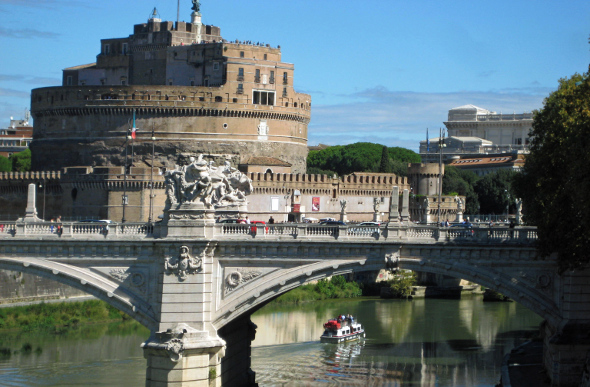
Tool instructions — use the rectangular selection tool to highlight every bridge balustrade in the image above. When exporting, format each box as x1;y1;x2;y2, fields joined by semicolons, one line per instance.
0;220;538;245
0;221;154;238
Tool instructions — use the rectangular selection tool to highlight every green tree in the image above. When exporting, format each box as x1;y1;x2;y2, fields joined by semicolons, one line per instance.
307;143;420;176
10;149;31;172
514;68;590;272
442;166;480;214
0;156;11;172
474;170;516;215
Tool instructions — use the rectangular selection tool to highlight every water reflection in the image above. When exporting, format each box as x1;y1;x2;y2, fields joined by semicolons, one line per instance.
0;322;148;387
251;296;542;386
0;297;542;386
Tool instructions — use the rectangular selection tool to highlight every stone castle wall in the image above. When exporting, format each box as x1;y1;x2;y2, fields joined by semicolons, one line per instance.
30;85;311;172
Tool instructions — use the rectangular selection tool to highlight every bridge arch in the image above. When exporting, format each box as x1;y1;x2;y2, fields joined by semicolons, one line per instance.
0;257;158;331
395;259;561;327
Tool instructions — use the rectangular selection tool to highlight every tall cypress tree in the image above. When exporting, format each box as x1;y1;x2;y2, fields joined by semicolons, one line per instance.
379;145;389;173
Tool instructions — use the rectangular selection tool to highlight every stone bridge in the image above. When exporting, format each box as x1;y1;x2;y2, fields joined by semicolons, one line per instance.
0;221;587;386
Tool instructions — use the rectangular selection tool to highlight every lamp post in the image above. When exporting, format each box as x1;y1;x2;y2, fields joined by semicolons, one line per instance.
148;124;156;224
437;128;446;224
504;189;510;220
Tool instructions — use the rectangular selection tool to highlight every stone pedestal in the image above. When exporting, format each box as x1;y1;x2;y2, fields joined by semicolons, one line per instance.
455;211;464;223
143;324;225;387
400;189;410;223
163;203;215;238
387;186;400;225
373;212;381;222
216;205;248;221
21;183;42;222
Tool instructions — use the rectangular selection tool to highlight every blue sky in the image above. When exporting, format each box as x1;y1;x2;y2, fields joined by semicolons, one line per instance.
1;0;589;151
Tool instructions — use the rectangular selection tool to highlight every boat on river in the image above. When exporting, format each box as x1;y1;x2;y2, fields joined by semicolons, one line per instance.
321;316;365;343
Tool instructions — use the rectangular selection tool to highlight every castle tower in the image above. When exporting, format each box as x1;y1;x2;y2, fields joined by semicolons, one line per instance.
30;3;310;173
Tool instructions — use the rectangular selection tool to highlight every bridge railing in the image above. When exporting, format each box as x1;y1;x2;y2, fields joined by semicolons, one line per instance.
216;223;538;244
0;221;154;238
0;220;537;244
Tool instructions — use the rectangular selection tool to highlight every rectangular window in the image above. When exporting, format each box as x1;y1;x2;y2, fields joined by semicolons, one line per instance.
237;84;243;94
283;72;288;84
255;69;261;83
122;43;128;55
253;90;275;105
271;197;279;211
66;76;73;86
213;62;219;71
104;44;110;55
120;76;127;85
240;51;244;58
237;67;244;81
270;71;275;84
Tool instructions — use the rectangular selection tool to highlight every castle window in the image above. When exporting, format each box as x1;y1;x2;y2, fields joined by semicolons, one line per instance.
237;68;244;81
240;51;244;58
66;76;73;86
122;43;128;55
255;69;261;83
237;84;243;94
283;72;288;84
120;76;127;85
264;54;267;60
270;71;275;84
282;87;287;97
168;79;173;85
253;90;275;106
215;96;222;102
213;62;219;71
103;44;110;55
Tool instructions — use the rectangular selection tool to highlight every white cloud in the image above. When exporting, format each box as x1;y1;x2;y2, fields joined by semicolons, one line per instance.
308;87;550;151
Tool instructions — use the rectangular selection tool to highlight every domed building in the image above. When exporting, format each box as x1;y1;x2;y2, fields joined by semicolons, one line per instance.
30;4;311;173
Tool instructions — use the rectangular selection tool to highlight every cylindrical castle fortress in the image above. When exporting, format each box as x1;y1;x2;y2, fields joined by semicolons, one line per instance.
30;8;311;173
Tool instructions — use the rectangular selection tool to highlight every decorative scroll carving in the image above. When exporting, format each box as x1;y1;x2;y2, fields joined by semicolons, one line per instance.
164;155;253;210
225;269;262;292
165;246;202;281
537;273;552;289
108;269;146;294
165;338;184;362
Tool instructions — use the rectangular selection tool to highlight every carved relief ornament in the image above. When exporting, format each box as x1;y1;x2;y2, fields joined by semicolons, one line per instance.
165;246;202;281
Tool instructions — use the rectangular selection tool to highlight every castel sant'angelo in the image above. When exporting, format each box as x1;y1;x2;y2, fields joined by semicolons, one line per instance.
30;3;310;173
0;2;458;224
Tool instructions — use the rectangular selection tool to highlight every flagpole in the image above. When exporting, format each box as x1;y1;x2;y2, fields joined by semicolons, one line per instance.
131;109;136;167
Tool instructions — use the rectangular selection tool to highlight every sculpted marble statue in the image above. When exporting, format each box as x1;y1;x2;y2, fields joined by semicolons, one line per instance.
164;155;253;209
340;199;347;212
373;197;381;212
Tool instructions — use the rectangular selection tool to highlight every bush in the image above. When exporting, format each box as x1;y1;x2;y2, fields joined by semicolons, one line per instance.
273;276;362;304
389;271;416;298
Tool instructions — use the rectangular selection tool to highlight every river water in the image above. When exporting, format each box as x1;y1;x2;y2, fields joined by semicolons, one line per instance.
0;296;542;386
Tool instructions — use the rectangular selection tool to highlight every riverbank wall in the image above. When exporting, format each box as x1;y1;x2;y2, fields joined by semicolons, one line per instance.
0;269;86;305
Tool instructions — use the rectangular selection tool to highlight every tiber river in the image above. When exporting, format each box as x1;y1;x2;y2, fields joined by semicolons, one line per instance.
0;296;542;386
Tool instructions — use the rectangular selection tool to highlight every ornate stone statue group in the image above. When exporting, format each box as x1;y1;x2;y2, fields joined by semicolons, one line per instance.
164;155;253;210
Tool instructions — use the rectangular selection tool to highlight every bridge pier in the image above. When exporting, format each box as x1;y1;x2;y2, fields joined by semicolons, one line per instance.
542;267;590;386
143;324;225;386
218;314;259;386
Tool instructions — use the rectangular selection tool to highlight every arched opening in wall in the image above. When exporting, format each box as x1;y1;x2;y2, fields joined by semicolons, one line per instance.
265;168;273;174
